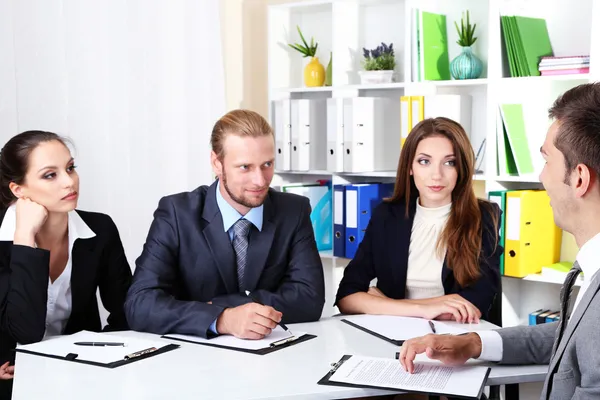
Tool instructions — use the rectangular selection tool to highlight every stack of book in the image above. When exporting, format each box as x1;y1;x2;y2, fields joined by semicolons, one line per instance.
538;55;590;76
500;15;553;77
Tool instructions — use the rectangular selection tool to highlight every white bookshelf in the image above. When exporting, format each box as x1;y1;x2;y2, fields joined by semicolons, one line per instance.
268;0;600;333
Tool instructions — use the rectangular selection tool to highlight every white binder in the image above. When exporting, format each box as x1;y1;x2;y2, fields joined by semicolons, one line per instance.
291;99;327;171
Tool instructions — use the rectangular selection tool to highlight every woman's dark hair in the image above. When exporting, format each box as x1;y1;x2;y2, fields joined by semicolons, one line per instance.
0;130;70;208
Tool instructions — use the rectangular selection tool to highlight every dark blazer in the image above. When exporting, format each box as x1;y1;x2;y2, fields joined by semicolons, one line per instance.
124;180;326;338
0;209;132;399
335;198;502;319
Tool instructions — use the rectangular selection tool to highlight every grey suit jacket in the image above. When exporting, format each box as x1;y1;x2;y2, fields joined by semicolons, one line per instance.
497;272;600;400
124;180;326;338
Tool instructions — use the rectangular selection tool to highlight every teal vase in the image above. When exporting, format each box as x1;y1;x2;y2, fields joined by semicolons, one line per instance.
450;46;483;80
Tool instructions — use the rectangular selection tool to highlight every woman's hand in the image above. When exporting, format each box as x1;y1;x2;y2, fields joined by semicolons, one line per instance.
14;198;48;246
416;295;481;323
0;362;14;380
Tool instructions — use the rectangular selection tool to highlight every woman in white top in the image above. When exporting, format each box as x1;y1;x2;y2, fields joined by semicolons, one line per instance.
336;117;502;324
0;131;132;398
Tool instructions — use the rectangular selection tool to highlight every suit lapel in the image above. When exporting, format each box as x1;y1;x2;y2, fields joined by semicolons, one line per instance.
201;182;238;293
68;238;99;323
547;272;600;380
243;196;275;291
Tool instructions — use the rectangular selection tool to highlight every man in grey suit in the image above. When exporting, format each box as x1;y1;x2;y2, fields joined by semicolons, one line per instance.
398;82;600;399
125;109;325;340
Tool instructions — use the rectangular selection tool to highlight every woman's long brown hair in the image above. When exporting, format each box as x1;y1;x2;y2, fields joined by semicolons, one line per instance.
386;117;498;287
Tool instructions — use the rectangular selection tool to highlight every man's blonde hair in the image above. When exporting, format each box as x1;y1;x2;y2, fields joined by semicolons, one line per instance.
210;109;273;159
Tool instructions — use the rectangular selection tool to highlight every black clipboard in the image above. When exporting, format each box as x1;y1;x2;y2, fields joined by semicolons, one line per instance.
318;355;491;400
162;333;317;355
15;343;180;369
341;318;404;345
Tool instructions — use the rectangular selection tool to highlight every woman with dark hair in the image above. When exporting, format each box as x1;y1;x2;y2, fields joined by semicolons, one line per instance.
336;117;502;323
0;131;132;398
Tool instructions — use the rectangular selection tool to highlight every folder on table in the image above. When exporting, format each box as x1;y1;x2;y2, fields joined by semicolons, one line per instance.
345;183;394;259
504;190;562;277
163;327;316;356
15;330;179;368
333;184;346;258
340;315;467;346
318;354;490;399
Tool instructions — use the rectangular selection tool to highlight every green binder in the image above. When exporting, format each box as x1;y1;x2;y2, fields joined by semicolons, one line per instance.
499;104;534;174
488;191;510;275
419;11;450;81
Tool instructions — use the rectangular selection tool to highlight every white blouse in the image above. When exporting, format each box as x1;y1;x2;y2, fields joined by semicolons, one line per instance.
0;204;96;338
406;199;451;300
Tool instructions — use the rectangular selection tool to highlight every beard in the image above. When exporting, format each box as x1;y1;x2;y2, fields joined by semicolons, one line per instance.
222;170;268;209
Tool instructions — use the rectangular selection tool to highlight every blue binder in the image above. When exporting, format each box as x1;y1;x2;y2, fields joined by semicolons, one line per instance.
333;185;346;257
344;183;394;259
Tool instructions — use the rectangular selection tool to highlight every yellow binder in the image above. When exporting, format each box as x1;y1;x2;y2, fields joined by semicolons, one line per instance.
410;96;424;129
504;190;562;277
400;96;412;146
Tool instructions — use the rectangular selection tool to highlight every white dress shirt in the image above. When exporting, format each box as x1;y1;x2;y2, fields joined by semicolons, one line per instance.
406;199;451;299
477;231;600;362
0;204;96;338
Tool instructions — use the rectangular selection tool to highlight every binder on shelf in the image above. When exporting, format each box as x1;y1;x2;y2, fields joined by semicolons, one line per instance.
400;96;412;146
529;309;546;325
504;190;562;278
410;96;424;129
282;182;332;251
499;104;534;175
344;97;401;173
326;98;346;172
488;190;510;275
15;330;179;368
345;183;394;259
291;99;327;171
415;10;451;81
424;95;472;138
272;99;292;171
333;184;346;258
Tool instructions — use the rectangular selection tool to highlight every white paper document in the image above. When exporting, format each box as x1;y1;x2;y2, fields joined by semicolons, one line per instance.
329;355;489;398
17;331;170;364
164;326;307;351
342;315;467;342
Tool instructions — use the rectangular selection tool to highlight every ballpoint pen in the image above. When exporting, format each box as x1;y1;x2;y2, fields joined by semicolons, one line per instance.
245;290;293;335
74;342;125;347
428;320;437;334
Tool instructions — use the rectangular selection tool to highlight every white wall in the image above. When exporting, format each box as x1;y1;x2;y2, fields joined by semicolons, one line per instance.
0;0;225;267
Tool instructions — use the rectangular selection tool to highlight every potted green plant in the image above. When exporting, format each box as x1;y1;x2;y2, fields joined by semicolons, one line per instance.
450;10;483;80
359;42;396;84
288;26;325;87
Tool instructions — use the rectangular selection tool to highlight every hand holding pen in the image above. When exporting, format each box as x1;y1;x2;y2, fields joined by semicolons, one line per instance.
213;293;284;340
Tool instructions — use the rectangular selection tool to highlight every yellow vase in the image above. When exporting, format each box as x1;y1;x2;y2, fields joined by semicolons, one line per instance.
304;57;325;87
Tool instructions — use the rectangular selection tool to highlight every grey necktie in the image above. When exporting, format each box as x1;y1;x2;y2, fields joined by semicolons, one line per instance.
551;261;582;356
233;218;252;292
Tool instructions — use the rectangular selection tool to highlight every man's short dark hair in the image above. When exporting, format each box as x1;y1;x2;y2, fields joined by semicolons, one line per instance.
548;82;600;183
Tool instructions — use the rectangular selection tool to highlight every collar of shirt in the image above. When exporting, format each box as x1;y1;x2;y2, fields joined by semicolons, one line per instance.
0;203;96;245
215;180;263;232
576;231;600;283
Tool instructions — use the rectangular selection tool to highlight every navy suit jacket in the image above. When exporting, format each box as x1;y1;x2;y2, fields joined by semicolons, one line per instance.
125;181;326;338
335;198;502;319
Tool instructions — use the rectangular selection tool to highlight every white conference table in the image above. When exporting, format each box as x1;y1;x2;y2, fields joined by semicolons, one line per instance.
12;316;548;400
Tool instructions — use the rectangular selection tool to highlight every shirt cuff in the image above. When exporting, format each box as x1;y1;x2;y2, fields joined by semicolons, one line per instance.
475;330;503;362
208;319;219;335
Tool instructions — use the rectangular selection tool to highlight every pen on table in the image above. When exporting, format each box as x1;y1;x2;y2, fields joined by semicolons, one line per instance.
74;342;125;347
428;320;436;334
245;290;292;335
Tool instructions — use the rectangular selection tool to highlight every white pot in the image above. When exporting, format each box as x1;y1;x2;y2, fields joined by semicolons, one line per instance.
358;70;395;84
